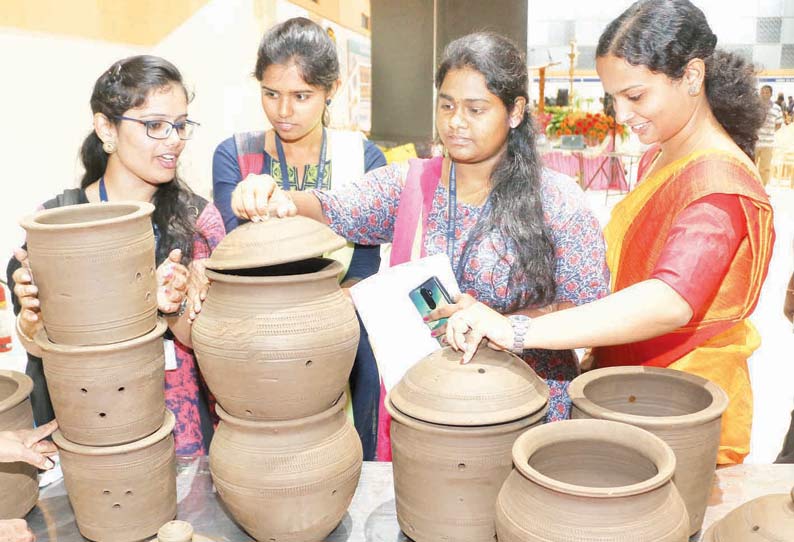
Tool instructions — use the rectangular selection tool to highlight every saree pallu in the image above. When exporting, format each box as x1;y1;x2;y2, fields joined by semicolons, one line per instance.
593;149;774;464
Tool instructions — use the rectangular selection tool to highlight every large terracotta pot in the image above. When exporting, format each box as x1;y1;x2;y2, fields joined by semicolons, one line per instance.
387;347;549;542
193;258;359;420
495;419;690;541
35;319;167;446
53;410;177;542
0;370;38;519
209;395;363;542
568;366;728;535
20;201;157;345
702;487;794;541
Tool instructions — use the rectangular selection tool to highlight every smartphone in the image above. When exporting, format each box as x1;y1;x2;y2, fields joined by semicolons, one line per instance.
409;276;453;342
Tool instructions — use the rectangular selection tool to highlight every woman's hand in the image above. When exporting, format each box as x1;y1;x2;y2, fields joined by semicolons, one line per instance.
11;249;41;341
426;293;478;341
0;519;34;542
0;420;58;470
156;249;188;315
186;259;209;323
230;174;296;221
445;302;514;364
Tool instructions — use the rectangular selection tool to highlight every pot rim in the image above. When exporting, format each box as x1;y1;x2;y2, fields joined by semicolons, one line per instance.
0;370;34;414
20;201;155;232
385;394;548;436
34;319;167;354
568;366;729;429
215;392;347;428
52;409;175;455
204;258;343;285
511;419;677;498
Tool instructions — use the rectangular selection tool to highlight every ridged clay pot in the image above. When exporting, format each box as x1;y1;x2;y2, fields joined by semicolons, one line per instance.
35;319;167;446
192;258;359;420
20;201;157;345
209;395;363;542
495;419;690;541
568;366;728;535
387;347;549;542
0;370;38;519
53;410;177;542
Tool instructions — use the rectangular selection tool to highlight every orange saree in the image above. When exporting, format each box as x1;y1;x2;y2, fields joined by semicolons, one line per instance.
593;149;775;464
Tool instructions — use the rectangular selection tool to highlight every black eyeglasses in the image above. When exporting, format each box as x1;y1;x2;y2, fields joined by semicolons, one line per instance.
114;116;200;140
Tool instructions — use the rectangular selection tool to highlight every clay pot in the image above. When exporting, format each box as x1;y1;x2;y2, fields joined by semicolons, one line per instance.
209;395;362;541
20;201;157;345
0;370;38;519
495;419;690;541
154;520;215;542
568;366;728;535
53;410;177;542
387;347;549;542
192;258;359;420
35;319;167;446
702;487;794;541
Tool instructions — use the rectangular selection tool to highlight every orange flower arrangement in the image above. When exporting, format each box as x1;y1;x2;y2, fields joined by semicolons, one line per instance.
547;111;626;145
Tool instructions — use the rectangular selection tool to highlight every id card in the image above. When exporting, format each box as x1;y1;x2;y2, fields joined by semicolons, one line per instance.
164;339;178;371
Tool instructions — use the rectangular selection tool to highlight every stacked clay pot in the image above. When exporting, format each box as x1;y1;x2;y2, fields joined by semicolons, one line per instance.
495;419;690;541
386;347;549;542
568;366;729;536
702;487;794;541
21;202;176;542
192;217;363;542
0;370;38;519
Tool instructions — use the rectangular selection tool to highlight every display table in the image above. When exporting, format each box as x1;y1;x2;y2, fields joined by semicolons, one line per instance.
28;458;794;541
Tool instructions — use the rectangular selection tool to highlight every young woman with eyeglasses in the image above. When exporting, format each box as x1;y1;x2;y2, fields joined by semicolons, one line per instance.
7;55;226;455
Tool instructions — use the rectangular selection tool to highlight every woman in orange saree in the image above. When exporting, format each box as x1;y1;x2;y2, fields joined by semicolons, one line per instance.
443;0;774;465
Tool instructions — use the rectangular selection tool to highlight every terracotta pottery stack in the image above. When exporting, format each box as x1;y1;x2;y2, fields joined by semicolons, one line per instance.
385;347;549;542
495;419;690;541
568;366;729;536
21;201;177;542
0;370;38;520
192;217;363;542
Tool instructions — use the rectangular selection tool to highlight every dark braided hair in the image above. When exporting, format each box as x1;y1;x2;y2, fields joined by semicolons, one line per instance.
436;33;556;307
597;0;765;159
79;55;199;265
254;17;339;126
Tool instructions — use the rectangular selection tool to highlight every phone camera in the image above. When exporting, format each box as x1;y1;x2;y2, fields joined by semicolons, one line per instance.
420;287;436;310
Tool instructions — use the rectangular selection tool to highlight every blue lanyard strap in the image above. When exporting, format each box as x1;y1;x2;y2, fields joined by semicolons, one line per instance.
273;128;328;191
446;162;492;284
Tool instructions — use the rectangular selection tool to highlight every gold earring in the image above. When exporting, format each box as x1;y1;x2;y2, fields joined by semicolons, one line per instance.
103;141;116;154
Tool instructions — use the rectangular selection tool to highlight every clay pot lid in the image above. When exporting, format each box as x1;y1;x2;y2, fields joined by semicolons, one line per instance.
53;409;175;455
0;370;33;414
20;201;154;232
152;520;215;542
389;347;549;426
205;216;345;271
702;488;794;541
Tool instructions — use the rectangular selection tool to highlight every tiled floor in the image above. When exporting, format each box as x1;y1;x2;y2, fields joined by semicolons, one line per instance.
2;183;792;463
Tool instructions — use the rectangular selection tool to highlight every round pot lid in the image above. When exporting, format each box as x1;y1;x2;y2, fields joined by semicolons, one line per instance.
205;216;346;271
389;347;549;426
702;488;794;541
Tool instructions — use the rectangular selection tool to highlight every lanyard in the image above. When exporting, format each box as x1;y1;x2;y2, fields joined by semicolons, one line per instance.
100;176;160;250
273;128;327;191
446;162;492;283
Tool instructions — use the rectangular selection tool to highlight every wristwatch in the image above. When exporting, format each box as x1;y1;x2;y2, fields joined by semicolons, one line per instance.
507;314;531;354
159;298;188;318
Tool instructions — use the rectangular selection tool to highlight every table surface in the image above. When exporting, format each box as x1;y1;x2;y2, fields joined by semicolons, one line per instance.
29;459;794;541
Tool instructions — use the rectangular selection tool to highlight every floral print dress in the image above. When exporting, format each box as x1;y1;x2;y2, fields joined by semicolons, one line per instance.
314;163;610;420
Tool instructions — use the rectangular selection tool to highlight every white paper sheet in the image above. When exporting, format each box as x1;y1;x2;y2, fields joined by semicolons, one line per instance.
350;254;461;392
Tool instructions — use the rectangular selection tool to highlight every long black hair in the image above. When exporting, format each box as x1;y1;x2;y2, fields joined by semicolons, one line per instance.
79;55;199;265
597;0;764;159
436;33;556;307
254;17;339;126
